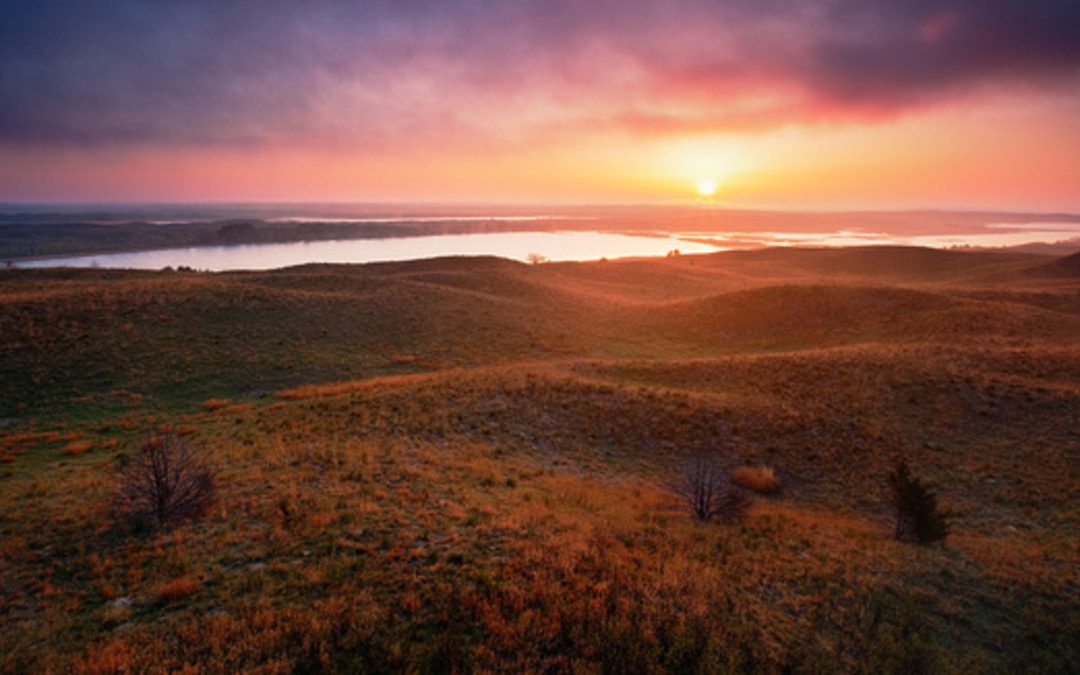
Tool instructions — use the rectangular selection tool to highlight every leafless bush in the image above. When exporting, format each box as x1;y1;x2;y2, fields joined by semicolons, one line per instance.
668;453;750;522
117;432;216;530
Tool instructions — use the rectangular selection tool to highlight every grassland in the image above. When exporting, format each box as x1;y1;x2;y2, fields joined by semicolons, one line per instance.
1;246;1078;673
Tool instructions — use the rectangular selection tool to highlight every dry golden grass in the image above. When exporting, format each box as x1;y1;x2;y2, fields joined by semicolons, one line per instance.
732;465;781;494
201;398;233;412
154;576;201;603
1;248;1078;672
71;639;134;675
62;440;94;455
0;402;1075;672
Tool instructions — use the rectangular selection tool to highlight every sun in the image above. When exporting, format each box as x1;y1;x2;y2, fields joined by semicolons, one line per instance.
696;178;717;198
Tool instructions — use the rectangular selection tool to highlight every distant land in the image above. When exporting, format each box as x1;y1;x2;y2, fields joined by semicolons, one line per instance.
3;204;1080;262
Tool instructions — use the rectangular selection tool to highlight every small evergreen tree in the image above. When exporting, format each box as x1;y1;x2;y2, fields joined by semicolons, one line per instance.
888;458;949;543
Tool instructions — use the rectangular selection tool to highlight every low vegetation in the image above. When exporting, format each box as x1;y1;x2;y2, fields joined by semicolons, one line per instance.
668;453;751;521
153;576;202;604
115;432;216;530
731;465;781;494
1;246;1078;672
889;458;951;544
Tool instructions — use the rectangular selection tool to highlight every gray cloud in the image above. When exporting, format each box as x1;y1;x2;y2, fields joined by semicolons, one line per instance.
2;0;1078;147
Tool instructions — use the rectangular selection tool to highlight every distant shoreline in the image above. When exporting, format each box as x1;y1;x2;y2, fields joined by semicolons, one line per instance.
3;207;1080;264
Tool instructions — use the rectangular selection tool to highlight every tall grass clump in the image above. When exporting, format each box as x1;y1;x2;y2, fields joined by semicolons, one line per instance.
731;465;781;494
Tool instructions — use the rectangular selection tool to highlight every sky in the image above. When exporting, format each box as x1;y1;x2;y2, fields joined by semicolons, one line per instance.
1;0;1079;209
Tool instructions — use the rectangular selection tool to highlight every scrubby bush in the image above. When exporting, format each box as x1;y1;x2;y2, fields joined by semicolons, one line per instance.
117;432;216;530
154;576;201;603
668;453;750;522
732;465;781;494
888;458;950;544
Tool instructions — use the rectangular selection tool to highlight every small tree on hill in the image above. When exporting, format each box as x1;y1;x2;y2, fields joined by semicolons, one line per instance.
668;453;750;522
889;458;949;544
118;432;216;530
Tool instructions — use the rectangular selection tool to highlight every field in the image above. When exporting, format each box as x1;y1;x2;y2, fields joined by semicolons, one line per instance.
1;246;1078;673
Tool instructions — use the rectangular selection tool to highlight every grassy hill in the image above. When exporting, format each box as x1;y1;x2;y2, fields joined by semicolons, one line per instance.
1;247;1078;672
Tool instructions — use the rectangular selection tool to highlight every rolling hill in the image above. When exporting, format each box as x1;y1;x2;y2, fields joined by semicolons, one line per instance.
0;246;1077;672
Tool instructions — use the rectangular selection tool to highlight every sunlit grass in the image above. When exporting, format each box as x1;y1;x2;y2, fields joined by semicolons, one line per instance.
1;249;1078;671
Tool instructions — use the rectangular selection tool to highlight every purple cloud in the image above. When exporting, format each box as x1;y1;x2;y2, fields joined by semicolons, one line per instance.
1;0;1078;148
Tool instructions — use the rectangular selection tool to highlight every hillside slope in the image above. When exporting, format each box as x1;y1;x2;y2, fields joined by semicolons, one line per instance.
1;246;1078;672
2;247;1076;415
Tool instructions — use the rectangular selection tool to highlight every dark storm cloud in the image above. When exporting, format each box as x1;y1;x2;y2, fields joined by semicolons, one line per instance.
802;0;1080;110
2;0;1078;147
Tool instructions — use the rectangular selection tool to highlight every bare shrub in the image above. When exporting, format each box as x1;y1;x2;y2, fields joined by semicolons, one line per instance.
668;453;750;522
117;432;216;530
731;465;781;494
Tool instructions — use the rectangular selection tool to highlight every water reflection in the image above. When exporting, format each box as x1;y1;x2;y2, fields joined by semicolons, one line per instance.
674;224;1080;250
17;231;715;271
16;223;1080;271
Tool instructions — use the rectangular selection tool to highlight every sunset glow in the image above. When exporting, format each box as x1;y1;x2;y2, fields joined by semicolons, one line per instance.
3;4;1080;671
1;1;1079;209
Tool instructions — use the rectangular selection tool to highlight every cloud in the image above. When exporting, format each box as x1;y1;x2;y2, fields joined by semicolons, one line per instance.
2;0;1078;149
